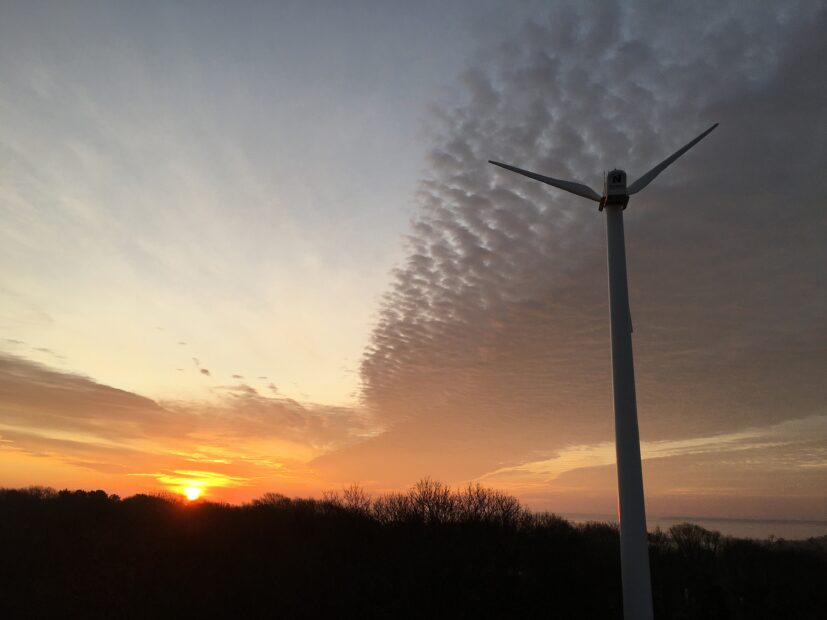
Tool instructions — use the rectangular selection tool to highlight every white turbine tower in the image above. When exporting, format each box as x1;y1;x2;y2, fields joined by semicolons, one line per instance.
489;123;718;620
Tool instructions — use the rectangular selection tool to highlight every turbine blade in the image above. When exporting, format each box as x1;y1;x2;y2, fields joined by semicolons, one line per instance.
489;160;602;202
627;123;718;195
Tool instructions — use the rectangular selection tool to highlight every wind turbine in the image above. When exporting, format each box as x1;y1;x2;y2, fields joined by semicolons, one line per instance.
489;123;718;620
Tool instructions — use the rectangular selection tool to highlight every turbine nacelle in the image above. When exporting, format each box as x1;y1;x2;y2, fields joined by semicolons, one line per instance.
601;168;629;210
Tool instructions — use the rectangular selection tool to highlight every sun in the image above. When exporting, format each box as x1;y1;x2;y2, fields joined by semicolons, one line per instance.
183;486;203;501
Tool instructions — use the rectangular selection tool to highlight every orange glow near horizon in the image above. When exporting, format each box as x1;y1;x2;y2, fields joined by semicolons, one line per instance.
2;352;826;521
183;486;203;501
124;469;255;502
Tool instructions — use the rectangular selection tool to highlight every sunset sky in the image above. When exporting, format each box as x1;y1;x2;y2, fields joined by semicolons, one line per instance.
1;1;825;521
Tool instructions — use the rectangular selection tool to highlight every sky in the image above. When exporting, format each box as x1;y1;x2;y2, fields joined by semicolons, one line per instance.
1;0;826;522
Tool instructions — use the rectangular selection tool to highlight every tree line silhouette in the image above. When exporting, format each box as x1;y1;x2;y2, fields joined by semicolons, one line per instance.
1;480;825;618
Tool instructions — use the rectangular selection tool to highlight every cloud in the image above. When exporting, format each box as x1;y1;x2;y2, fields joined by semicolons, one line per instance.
0;354;376;491
191;357;212;377
180;381;378;450
317;1;827;486
0;352;188;442
481;414;827;484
